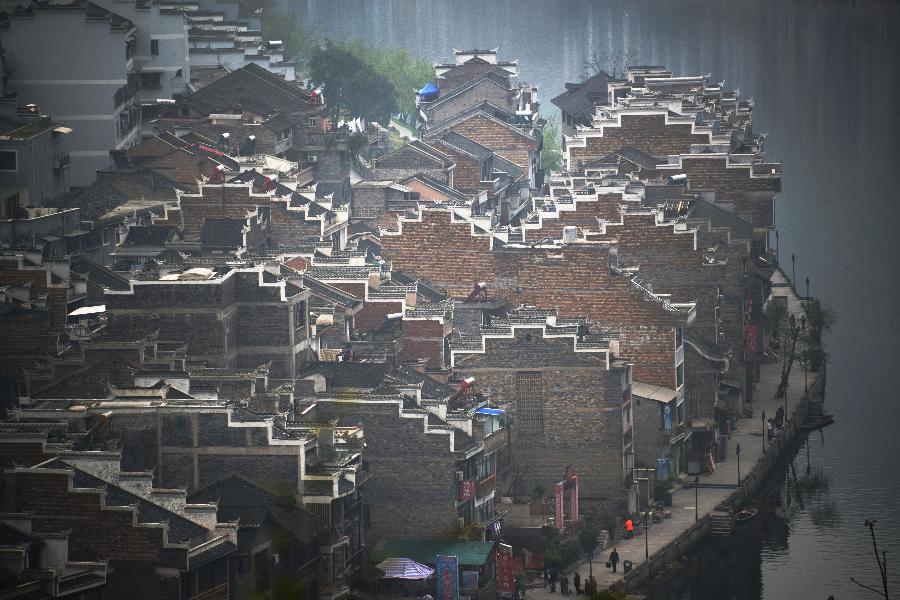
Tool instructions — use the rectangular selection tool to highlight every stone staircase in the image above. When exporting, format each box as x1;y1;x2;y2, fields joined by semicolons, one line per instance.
708;508;734;537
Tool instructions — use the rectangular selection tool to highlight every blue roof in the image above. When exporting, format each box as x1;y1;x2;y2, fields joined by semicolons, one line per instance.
419;82;439;96
475;407;504;416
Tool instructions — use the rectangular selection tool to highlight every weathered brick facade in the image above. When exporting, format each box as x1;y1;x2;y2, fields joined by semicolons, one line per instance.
453;328;632;508
565;113;712;168
104;267;309;378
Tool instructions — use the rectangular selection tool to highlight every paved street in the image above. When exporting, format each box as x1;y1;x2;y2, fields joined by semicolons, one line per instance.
526;270;811;595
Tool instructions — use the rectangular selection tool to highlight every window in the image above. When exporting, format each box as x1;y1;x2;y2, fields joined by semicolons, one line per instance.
150;39;159;55
307;116;317;128
480;158;493;182
675;327;683;349
175;68;182;78
293;300;307;329
0;150;17;172
676;362;684;389
515;372;544;436
140;72;161;89
102;227;117;245
476;452;495;479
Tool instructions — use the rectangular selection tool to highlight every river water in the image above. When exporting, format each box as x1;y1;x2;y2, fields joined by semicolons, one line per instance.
280;1;900;597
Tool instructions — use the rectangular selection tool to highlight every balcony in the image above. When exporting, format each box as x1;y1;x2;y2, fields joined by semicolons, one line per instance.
476;474;496;497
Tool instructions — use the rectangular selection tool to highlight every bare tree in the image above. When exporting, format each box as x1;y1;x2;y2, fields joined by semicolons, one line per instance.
582;48;637;80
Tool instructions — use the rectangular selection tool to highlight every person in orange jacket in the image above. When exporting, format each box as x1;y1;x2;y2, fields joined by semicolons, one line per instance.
625;518;634;539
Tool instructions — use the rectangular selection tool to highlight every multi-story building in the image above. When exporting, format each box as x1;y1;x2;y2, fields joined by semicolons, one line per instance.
0;104;71;209
1;0;141;186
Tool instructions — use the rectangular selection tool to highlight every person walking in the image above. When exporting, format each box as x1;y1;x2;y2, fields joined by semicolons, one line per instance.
587;575;597;596
560;575;569;596
609;548;620;574
572;572;581;595
625;518;634;539
550;567;557;593
543;567;550;590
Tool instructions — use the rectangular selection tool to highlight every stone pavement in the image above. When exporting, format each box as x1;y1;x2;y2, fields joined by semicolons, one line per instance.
525;270;811;596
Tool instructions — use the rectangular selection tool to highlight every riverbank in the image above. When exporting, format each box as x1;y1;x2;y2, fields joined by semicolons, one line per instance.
526;268;824;598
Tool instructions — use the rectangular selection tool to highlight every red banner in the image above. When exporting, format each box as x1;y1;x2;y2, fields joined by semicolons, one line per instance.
746;324;758;353
459;479;474;502
497;543;515;595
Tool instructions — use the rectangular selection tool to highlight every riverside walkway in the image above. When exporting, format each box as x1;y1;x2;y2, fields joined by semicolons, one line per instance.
527;269;814;596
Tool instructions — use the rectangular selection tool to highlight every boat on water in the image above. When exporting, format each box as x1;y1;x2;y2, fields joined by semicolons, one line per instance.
801;414;835;432
735;507;759;523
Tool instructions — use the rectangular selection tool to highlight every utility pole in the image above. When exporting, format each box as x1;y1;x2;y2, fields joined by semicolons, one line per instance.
694;476;699;522
736;443;742;485
644;512;649;560
806;276;810;302
761;410;767;454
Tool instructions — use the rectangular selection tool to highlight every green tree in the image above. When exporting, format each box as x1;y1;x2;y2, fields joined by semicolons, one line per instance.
309;41;398;126
579;519;601;577
542;114;563;173
342;40;432;118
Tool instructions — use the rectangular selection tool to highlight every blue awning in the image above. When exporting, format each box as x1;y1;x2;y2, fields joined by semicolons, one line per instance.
475;407;504;416
419;82;439;96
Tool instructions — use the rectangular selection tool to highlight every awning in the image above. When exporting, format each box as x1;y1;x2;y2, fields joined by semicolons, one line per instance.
475;407;504;416
68;305;106;317
374;540;496;567
631;382;678;403
419;82;439;96
52;126;73;134
375;558;434;580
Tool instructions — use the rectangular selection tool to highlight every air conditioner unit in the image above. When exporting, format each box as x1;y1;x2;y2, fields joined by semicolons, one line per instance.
455;470;465;482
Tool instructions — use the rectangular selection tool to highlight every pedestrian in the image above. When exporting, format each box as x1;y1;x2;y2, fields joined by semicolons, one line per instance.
573;572;581;595
588;575;597;596
560;575;569;596
767;418;775;440
550;567;558;593
543;567;550;590
609;548;620;574
625;517;634;539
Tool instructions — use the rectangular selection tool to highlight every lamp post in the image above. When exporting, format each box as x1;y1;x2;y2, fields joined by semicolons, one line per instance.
694;476;700;522
644;512;649;560
791;253;796;287
761;410;767;454
736;443;742;485
805;276;810;302
775;230;779;262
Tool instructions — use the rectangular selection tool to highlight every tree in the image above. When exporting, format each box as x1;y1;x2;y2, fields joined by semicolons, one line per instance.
343;40;432;118
578;519;600;577
582;48;637;80
309;41;398;126
541;114;563;173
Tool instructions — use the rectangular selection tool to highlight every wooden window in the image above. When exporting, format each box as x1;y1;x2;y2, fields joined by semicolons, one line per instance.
150;39;159;55
515;371;544;436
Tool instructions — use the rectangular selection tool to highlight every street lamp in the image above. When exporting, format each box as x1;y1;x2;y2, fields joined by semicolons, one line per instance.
644;512;649;560
775;230;779;262
791;253;796;287
805;276;810;302
694;476;700;522
736;443;742;485
761;410;767;454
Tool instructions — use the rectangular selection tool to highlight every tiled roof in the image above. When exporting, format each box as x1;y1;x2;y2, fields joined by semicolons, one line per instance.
551;71;610;116
122;225;176;247
200;218;245;249
437;131;493;162
305;266;378;280
302;275;362;307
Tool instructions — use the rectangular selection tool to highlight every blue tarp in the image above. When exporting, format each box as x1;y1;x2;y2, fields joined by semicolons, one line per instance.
419;82;439;100
475;407;504;416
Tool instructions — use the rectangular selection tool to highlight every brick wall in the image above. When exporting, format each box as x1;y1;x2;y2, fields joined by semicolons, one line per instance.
435;146;483;194
398;319;445;369
313;402;459;540
455;330;630;506
523;193;623;242
566;114;711;165
436;114;533;169
426;80;516;126
382;210;684;387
